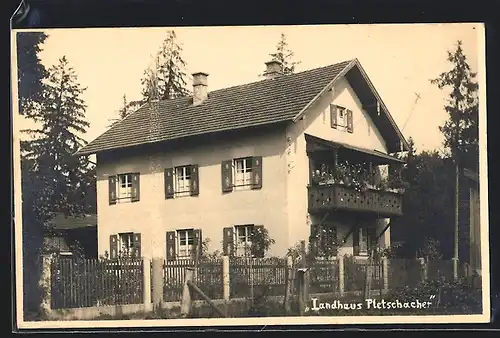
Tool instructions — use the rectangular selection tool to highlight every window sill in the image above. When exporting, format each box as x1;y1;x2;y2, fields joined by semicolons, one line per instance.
174;191;193;198
233;184;254;191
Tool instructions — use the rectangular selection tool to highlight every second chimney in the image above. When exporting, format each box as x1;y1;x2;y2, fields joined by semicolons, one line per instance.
192;72;209;106
264;59;283;80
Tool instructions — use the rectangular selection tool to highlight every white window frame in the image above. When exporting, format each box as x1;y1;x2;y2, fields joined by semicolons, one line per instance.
117;173;133;201
336;106;348;129
358;228;368;256
235;224;254;257
177;229;194;259
119;232;134;257
174;165;192;195
234;157;253;189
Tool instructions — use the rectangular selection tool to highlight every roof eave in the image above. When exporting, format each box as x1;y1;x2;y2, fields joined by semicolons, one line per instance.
353;60;410;152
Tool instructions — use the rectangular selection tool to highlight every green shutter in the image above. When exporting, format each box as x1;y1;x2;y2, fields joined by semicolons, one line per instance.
110;234;118;259
330;104;337;129
251;156;263;189
165;168;174;199
166;231;176;261
192;229;202;259
131;173;140;202
221;160;233;193
109;176;117;205
190;165;199;196
133;233;141;258
347;109;353;133
222;227;234;256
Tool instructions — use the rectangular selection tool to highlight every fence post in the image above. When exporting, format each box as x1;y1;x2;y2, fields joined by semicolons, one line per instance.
382;257;389;293
452;257;459;280
151;258;164;312
39;255;52;315
143;257;152;312
180;267;195;317
222;256;230;302
297;268;309;316
419;258;427;282
338;255;344;297
284;256;293;313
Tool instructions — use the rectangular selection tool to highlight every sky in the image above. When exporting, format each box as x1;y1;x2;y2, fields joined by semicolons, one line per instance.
15;23;483;154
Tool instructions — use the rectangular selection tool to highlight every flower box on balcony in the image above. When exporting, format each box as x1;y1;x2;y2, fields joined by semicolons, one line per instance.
308;183;404;217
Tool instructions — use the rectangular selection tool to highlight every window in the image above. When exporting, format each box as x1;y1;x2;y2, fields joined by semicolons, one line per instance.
165;165;199;198
119;232;134;257
235;224;254;257
337;107;348;128
109;173;140;204
175;166;192;195
330;104;353;133
234;157;253;188
177;229;194;258
118;174;133;200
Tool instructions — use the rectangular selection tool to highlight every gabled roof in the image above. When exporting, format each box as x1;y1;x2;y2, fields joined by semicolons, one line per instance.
46;213;97;231
77;59;408;156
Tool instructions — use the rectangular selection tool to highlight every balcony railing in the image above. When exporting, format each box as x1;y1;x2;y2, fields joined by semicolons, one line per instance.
308;183;403;217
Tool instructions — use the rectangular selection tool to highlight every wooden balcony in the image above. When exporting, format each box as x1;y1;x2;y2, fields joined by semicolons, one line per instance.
308;184;403;217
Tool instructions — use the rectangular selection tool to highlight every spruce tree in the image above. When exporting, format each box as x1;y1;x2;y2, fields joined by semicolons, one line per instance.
16;31;48;115
264;33;301;75
20;56;95;316
21;56;95;221
140;30;190;102
430;40;479;170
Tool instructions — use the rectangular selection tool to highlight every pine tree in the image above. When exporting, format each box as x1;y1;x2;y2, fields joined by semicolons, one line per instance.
140;30;190;102
21;55;95;223
16;31;48;115
430;40;479;170
264;33;301;75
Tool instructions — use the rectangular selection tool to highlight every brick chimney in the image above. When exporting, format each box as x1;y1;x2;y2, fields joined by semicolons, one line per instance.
192;72;209;106
264;59;283;80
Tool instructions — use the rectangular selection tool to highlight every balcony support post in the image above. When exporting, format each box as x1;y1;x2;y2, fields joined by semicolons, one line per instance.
376;220;392;241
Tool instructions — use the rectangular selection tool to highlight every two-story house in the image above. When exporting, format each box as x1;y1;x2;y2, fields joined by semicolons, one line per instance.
76;58;409;261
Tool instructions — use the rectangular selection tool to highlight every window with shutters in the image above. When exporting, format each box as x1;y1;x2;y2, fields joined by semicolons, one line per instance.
234;157;253;189
117;174;133;200
177;229;194;258
175;166;192;196
235;224;254;257
119;232;134;257
331;105;353;133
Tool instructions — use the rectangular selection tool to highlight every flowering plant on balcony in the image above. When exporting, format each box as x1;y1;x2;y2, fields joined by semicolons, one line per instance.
311;161;407;194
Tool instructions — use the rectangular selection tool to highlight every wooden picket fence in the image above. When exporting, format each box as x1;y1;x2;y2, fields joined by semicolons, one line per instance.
163;258;224;302
229;257;288;298
50;257;144;309
49;256;460;310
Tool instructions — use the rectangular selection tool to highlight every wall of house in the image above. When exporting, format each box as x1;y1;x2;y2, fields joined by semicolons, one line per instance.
96;129;289;259
286;76;392;254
